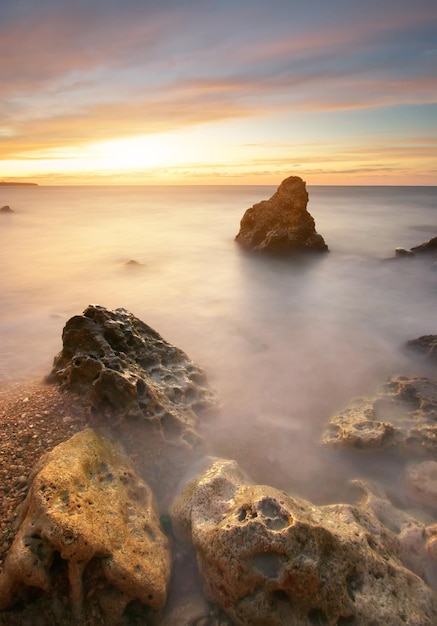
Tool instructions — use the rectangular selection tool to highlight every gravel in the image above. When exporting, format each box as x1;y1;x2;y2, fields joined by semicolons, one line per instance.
0;379;90;570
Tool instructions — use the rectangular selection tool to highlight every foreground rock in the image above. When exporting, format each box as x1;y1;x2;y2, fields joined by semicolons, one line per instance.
47;305;217;448
171;457;437;625
322;376;437;458
0;428;171;624
235;176;328;255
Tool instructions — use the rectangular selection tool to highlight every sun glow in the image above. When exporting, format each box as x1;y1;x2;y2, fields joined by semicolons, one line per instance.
86;134;187;170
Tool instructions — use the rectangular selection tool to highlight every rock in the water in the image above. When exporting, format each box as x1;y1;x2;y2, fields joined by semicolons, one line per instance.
0;428;171;623
171;458;437;625
323;376;437;457
47;305;217;446
0;205;13;213
392;236;437;260
235;176;328;255
411;236;437;255
395;247;415;257
406;335;437;364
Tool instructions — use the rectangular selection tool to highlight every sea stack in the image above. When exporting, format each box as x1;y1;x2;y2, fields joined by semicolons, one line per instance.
235;175;328;255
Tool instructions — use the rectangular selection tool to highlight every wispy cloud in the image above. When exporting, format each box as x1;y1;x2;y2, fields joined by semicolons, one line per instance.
1;0;436;183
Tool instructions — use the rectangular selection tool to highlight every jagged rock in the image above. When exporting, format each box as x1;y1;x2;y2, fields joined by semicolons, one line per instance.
171;457;437;625
235;176;328;255
47;305;217;447
0;428;171;624
322;376;437;458
0;205;13;213
406;335;437;364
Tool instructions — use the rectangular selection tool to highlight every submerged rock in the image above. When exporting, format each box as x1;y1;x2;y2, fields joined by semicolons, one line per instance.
323;376;437;458
171;457;437;625
235;176;328;255
0;428;171;623
47;305;217;448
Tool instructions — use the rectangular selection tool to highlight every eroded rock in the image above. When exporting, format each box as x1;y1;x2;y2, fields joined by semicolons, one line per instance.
323;376;437;458
171;458;437;625
0;428;171;623
47;305;217;448
235;176;328;255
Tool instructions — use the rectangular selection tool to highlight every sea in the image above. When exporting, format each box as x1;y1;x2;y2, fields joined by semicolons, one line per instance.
0;184;436;503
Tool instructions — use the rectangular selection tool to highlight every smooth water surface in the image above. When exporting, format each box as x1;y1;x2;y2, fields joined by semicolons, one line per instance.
0;184;436;501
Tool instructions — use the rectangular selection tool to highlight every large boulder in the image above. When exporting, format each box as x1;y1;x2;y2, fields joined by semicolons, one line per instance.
47;305;217;448
0;428;171;624
171;458;437;625
322;376;437;458
235;176;328;255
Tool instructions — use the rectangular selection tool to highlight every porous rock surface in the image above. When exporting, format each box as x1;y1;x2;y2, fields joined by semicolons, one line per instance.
322;376;437;457
235;176;328;254
171;457;437;625
0;428;171;623
47;305;217;447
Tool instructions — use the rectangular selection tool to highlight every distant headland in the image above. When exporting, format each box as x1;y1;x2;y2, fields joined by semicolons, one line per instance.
0;181;38;186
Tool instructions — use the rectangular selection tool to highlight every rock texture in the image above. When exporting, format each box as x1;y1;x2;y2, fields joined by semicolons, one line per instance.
171;457;437;625
322;376;437;458
47;305;217;447
235;176;328;255
0;428;171;623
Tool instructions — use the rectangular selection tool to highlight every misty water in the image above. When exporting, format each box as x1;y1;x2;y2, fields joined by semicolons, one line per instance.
0;184;436;504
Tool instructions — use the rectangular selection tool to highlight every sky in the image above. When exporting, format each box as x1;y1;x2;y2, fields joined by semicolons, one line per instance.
1;0;436;186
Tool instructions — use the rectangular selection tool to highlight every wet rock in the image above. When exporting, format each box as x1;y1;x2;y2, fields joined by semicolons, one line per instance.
0;205;13;213
171;457;437;625
235;176;328;255
323;376;437;458
406;335;437;365
0;428;171;623
47;305;217;447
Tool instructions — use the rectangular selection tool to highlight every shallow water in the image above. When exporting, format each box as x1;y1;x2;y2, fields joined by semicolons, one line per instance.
0;184;436;501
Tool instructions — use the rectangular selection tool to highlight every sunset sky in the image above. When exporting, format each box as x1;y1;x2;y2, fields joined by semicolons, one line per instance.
1;0;436;185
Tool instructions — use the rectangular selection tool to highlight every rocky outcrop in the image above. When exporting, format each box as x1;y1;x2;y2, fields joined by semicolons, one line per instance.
394;236;437;259
171;457;437;625
235;176;328;255
0;205;13;213
47;305;217;447
322;376;437;457
406;335;437;365
0;428;171;623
